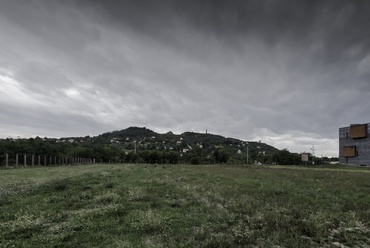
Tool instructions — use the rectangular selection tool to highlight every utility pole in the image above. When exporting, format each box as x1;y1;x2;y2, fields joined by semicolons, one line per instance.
246;142;249;165
310;145;315;165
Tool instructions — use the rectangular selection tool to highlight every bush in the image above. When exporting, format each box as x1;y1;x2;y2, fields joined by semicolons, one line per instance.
190;156;200;165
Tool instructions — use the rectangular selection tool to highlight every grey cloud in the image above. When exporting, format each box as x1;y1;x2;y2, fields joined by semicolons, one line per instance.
86;0;370;54
1;0;370;157
0;102;105;138
15;62;74;93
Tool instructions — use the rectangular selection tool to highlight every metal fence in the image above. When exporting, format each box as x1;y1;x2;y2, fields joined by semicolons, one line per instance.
0;153;95;168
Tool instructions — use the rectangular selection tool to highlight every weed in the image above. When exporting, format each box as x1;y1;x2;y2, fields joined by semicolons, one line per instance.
49;178;68;191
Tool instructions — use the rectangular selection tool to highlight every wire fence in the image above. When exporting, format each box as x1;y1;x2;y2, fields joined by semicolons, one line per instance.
0;153;95;168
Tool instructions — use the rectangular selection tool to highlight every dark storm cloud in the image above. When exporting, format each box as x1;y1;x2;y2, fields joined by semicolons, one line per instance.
1;0;370;156
87;0;370;51
85;0;370;100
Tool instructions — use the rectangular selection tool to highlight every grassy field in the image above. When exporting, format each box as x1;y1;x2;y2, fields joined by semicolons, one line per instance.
1;164;370;247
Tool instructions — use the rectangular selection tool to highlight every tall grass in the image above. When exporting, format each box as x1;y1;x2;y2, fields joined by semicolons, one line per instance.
1;164;369;247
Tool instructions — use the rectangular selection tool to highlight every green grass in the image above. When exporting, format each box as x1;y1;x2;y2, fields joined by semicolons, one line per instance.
1;164;370;247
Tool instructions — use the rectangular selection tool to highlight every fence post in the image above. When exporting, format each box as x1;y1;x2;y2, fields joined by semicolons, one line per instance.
24;154;27;167
38;155;41;166
16;154;18;167
44;156;46;166
5;153;8;167
32;155;35;167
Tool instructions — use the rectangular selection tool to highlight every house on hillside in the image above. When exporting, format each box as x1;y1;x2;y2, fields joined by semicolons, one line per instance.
339;123;370;166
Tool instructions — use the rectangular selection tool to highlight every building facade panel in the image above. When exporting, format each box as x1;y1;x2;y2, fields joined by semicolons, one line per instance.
339;123;370;166
350;124;368;139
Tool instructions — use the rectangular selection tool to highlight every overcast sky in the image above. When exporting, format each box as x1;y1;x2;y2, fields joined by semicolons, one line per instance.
1;0;370;157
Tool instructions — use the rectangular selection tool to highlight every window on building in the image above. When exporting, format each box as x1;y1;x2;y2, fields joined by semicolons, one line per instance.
350;124;368;139
343;146;356;157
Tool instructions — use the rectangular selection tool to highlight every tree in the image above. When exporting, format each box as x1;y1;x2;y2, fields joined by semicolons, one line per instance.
190;156;200;165
214;149;229;163
271;149;301;165
125;151;138;163
166;151;179;164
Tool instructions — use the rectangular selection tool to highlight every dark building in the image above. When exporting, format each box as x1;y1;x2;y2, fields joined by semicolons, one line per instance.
339;123;370;166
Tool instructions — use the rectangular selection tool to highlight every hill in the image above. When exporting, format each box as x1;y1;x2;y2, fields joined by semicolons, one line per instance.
0;126;301;165
94;126;277;153
87;127;278;163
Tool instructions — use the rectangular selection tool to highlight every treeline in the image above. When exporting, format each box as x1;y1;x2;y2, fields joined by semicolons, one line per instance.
1;127;338;166
0;137;336;166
